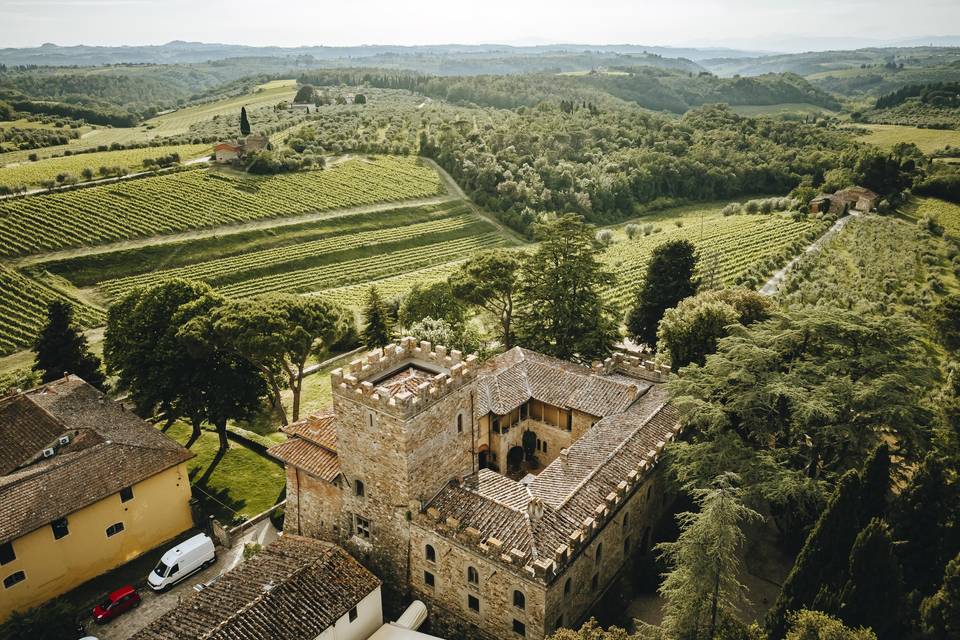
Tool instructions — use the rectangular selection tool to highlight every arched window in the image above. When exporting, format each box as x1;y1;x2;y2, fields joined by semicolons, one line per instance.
457;413;464;433
513;590;525;610
355;480;365;497
564;578;572;597
596;542;603;562
425;544;436;562
467;566;479;584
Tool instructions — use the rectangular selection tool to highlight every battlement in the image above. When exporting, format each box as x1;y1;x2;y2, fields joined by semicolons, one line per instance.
331;337;479;418
593;351;672;383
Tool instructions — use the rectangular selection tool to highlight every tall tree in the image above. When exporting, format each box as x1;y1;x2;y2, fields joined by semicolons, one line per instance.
785;610;877;640
626;238;698;349
515;214;618;362
450;250;521;348
839;519;904;639
399;281;465;329
239;106;251;136
294;84;316;104
204;294;349;425
362;286;392;348
657;473;760;640
32;300;106;390
859;444;891;523
920;552;960;640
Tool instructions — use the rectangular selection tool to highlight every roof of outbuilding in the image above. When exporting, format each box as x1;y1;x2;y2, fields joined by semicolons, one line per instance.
476;347;648;417
0;394;68;475
0;377;193;545
130;535;381;640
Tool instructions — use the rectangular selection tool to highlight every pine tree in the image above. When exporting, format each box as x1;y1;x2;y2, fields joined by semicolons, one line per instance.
32;300;106;390
657;473;760;640
766;470;865;638
362;287;392;348
839;519;904;639
627;238;698;349
239;106;251;136
859;443;891;522
920;552;960;640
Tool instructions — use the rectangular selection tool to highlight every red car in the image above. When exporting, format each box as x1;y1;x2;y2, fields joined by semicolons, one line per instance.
92;585;141;623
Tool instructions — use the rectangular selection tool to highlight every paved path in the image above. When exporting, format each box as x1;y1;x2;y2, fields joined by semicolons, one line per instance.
83;521;279;640
759;212;858;296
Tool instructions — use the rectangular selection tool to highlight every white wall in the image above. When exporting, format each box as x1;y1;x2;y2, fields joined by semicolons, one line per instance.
315;587;384;640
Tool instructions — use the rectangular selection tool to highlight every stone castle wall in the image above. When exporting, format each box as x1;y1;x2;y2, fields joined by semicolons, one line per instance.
284;467;342;540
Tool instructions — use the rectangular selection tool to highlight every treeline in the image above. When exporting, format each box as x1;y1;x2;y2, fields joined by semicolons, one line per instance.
875;81;960;109
5;97;139;127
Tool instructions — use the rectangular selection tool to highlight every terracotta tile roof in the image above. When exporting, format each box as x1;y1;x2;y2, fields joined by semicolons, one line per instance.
131;535;381;640
0;394;69;475
476;348;648;417
268;413;340;482
420;383;678;581
0;377;193;545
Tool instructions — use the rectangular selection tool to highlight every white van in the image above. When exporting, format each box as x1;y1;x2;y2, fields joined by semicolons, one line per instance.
147;533;216;591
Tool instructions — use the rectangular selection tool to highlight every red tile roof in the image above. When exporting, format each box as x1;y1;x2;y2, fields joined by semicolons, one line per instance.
268;413;340;482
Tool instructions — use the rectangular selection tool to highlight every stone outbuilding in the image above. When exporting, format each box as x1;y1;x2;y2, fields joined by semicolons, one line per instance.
809;185;878;214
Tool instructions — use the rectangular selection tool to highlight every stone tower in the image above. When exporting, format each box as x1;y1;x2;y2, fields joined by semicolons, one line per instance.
330;337;480;596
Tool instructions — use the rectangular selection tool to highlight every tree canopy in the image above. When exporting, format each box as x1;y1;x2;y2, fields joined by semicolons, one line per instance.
627;238;698;349
450;250;521;348
32;299;106;390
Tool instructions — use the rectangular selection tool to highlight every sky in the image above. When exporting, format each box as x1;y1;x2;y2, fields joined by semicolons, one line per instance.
1;0;959;51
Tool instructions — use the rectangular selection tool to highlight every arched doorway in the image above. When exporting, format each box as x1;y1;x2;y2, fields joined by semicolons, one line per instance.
478;445;489;470
507;446;524;472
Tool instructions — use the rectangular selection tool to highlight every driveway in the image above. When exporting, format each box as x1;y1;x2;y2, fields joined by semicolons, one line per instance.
80;520;278;640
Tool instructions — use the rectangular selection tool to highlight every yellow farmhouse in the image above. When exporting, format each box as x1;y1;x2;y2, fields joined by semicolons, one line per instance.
0;375;194;621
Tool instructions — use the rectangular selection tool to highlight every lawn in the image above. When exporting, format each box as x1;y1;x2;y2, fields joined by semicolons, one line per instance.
161;421;285;525
854;124;960;154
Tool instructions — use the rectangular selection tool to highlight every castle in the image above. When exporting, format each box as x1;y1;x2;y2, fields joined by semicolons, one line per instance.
268;338;681;640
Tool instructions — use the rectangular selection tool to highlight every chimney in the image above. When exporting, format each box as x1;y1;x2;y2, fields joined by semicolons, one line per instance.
527;497;545;523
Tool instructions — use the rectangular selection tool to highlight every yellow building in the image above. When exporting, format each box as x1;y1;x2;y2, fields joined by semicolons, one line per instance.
0;375;194;622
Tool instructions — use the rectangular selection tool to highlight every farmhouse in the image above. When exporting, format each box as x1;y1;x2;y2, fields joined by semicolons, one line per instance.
809;185;879;214
269;339;680;640
0;376;194;622
212;133;272;164
130;535;384;640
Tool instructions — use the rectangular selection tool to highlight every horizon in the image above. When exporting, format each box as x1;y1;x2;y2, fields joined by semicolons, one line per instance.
2;0;959;54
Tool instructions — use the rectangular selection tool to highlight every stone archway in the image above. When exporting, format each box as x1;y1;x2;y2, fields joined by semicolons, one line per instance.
478;444;489;470
507;446;524;471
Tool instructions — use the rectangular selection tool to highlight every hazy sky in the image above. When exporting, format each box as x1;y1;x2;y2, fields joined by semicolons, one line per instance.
2;0;958;50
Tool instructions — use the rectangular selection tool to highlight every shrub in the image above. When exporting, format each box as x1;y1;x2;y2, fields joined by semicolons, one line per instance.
625;223;641;239
596;229;614;246
642;223;654;236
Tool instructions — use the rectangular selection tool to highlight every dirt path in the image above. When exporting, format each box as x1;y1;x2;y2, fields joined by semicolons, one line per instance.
759;212;857;296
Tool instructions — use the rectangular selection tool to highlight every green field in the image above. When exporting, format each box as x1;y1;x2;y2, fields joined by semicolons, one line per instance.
855;124;960;154
730;103;836;117
0;156;442;258
0;143;210;188
901;196;960;238
0;265;103;356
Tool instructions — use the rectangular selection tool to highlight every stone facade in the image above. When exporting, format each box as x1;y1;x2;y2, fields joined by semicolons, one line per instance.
268;342;680;640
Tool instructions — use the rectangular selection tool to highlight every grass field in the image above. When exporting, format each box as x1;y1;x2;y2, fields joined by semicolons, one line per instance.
901;196;960;237
0;143;210;188
0;155;442;258
730;103;836;117
854;124;960;154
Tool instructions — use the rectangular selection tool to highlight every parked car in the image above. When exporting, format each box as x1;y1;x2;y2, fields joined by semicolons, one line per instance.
148;533;216;591
91;585;141;623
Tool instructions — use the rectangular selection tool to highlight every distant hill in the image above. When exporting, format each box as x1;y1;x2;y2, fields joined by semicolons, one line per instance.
701;46;960;78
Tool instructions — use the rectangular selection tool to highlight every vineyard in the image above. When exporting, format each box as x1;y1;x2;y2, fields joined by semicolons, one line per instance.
600;211;822;307
0;156;444;258
0;266;104;356
96;210;487;298
0;143;210;188
901;196;960;238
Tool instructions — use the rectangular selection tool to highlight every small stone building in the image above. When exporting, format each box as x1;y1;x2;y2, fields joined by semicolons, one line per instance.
269;340;681;640
809;185;878;214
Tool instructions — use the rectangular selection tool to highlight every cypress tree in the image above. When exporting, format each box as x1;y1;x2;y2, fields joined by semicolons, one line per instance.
239;106;251;136
626;238;698;349
362;287;391;348
860;443;891;523
766;470;865;638
839;519;904;639
32;300;106;390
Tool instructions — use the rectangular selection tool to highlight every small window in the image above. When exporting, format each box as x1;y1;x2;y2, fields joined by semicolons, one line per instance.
596;542;603;562
564;578;572;596
0;542;15;565
623;512;629;527
513;619;526;637
106;522;124;537
355;480;365;497
542;441;548;453
3;571;25;589
120;486;134;503
354;515;371;540
468;594;480;612
513;590;525;610
425;544;436;562
467;566;479;584
492;418;501;434
348;607;358;622
520;403;529;419
591;573;599;591
367;412;375;428
457;413;463;433
424;570;435;588
51;517;69;540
